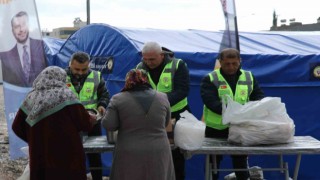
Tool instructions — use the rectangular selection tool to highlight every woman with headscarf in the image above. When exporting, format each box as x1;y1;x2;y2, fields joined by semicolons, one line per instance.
102;69;175;180
12;66;95;180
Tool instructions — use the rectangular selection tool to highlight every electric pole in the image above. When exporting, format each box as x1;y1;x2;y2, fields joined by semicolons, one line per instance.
87;0;90;25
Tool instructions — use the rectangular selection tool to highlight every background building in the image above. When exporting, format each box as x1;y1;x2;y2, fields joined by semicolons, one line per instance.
271;11;320;31
42;17;87;39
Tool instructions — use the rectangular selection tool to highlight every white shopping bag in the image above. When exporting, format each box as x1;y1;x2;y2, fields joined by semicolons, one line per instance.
174;111;205;150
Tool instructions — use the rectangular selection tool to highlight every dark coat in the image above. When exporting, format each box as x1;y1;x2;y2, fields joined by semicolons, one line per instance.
138;51;190;119
201;68;265;137
201;68;264;116
65;68;110;109
12;104;92;180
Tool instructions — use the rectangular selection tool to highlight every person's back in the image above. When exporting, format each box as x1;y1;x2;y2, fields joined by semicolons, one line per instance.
12;66;93;180
111;89;170;146
13;104;92;180
102;69;175;180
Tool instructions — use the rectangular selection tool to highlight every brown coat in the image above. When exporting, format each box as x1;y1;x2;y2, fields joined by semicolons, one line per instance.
12;104;92;180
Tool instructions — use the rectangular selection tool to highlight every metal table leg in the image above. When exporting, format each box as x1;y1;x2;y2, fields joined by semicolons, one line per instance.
205;154;210;180
284;162;289;180
293;154;301;180
212;155;217;174
279;154;284;173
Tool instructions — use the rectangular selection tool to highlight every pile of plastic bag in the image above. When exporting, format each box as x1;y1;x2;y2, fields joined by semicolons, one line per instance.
222;96;295;146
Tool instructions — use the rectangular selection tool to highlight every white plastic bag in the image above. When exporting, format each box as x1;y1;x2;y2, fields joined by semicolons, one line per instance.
222;95;284;124
174;111;205;150
17;146;30;180
222;96;295;145
228;120;295;145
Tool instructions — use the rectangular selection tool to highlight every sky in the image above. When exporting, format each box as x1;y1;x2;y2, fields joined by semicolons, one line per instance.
24;0;320;32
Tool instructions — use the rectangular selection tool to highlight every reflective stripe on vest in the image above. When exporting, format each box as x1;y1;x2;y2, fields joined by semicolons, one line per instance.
66;71;100;109
203;69;253;130
137;59;188;112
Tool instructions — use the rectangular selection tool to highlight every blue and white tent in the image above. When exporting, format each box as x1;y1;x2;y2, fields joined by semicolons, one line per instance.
43;24;320;179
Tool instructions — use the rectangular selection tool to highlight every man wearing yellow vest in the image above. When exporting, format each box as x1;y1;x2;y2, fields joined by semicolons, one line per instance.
200;48;264;180
137;41;190;180
66;52;110;180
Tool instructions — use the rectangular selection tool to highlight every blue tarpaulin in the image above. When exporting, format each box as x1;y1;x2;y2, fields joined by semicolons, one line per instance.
42;24;320;179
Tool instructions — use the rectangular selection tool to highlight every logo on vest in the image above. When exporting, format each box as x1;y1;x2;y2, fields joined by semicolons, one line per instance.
240;90;247;96
86;88;92;93
163;77;169;83
162;77;170;88
220;85;227;89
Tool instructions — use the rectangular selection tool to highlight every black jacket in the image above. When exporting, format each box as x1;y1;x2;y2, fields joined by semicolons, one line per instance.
138;49;190;119
200;68;264;115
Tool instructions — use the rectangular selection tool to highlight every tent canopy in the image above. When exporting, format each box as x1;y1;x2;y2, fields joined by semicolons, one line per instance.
46;24;320;88
43;24;320;179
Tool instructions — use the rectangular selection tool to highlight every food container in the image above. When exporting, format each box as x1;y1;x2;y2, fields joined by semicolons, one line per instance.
107;131;118;144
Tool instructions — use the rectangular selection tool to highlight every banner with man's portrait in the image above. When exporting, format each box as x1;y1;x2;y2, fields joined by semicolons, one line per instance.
0;0;47;159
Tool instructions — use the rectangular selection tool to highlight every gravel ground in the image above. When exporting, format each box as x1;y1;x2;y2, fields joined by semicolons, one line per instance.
0;85;108;180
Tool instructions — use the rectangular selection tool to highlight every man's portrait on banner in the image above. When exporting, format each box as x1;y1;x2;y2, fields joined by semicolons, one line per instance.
0;11;47;87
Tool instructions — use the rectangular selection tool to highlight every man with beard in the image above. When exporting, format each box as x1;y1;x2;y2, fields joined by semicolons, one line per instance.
0;11;47;87
65;51;110;180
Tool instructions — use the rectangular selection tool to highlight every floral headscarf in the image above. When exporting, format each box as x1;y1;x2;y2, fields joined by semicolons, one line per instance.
20;66;80;126
121;69;151;92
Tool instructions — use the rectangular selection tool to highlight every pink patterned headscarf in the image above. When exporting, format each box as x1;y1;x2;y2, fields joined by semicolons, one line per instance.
121;69;150;92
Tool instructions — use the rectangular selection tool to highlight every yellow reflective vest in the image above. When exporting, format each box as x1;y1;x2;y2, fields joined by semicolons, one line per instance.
66;71;100;110
137;58;188;112
203;69;253;130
